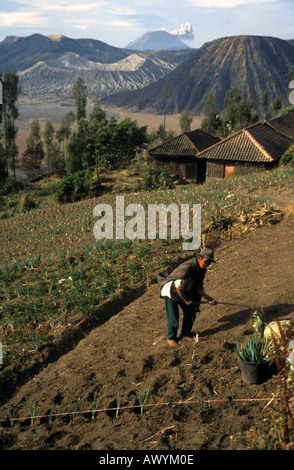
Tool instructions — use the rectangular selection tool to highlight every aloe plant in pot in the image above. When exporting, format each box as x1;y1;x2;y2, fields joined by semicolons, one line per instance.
235;335;271;384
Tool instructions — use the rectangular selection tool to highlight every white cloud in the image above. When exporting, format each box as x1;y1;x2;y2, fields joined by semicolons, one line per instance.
0;11;46;27
189;0;271;7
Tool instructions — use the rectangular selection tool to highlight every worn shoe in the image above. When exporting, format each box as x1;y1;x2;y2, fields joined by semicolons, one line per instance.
167;338;178;348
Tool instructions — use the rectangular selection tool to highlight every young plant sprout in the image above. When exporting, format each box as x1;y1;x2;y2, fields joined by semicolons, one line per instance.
8;405;16;427
116;383;121;419
48;405;55;424
89;390;101;420
138;385;150;415
25;397;37;425
68;402;79;425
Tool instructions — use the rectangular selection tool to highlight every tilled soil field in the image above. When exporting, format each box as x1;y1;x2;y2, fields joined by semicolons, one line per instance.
0;213;293;451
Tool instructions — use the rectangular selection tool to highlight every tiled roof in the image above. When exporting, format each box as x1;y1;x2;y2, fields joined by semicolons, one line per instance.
148;129;220;158
196;122;293;163
266;109;294;139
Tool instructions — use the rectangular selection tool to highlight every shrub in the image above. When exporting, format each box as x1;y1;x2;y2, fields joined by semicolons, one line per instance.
137;165;174;191
280;144;294;167
54;168;101;203
0;176;23;195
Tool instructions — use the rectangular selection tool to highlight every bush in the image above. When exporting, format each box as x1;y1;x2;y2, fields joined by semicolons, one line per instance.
54;168;101;203
19;194;37;211
280;144;294;167
0;176;23;195
136;165;174;191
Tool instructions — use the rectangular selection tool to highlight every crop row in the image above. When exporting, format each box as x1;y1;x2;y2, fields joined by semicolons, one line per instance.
1;166;293;264
0;166;293;361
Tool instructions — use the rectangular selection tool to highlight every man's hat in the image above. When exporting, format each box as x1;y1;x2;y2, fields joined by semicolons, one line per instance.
199;247;216;263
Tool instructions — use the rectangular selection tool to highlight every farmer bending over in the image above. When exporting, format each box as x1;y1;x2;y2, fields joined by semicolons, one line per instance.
158;247;217;348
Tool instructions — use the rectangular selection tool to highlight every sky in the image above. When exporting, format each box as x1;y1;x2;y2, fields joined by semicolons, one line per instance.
0;0;293;49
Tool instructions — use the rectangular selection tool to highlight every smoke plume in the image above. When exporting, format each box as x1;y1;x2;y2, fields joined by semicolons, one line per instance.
170;23;194;41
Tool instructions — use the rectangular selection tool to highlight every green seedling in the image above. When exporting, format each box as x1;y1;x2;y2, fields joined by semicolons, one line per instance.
25;397;37;425
31;337;40;351
8;405;16;427
68;402;79;425
4;290;10;300
6;315;14;331
116;383;121;419
227;395;236;410
138;385;150;415
89;390;101;420
16;317;28;330
198;390;209;410
48;405;55;424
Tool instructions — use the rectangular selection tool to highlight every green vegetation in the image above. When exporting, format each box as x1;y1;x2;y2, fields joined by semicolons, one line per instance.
0;71;21;182
0;164;293;365
280;143;294;167
235;335;270;364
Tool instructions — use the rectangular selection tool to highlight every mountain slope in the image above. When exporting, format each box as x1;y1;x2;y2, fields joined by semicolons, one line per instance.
102;35;294;114
18;50;193;102
125;30;190;51
0;34;133;71
0;33;193;103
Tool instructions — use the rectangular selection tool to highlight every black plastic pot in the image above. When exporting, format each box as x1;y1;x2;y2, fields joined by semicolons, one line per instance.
239;359;270;384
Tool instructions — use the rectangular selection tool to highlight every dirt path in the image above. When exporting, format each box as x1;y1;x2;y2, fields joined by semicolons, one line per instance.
0;213;293;450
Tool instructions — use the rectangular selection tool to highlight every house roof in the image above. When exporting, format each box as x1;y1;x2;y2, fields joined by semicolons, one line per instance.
196;122;293;163
148;129;220;159
266;109;294;140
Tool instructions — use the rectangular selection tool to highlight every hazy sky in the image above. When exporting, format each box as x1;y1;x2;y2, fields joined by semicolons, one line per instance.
0;0;293;49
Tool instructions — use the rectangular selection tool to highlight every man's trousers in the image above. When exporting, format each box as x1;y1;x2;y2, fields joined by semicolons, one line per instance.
164;296;197;340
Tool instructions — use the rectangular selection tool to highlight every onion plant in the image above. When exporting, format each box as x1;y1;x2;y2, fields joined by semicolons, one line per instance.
7;405;16;427
138;385;150;415
25;397;37;425
48;405;55;424
235;335;270;364
116;383;121;419
68;402;79;425
89;390;101;420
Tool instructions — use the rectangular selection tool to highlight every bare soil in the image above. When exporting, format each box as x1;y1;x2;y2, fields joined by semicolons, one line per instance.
0;210;293;451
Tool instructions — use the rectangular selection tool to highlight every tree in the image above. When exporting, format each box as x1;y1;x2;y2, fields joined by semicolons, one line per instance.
179;109;193;133
200;91;223;137
66;120;88;173
260;91;269;119
43;120;65;172
66;103;149;174
272;95;282;115
114;118;148;165
0;142;6;182
56;112;75;161
20;120;45;177
288;65;294;81
222;86;259;136
1;71;21;178
43;120;55;172
72;77;87;121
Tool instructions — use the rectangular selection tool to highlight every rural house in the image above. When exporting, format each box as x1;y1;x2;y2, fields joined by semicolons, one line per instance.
267;109;294;140
196;120;293;179
147;129;220;183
